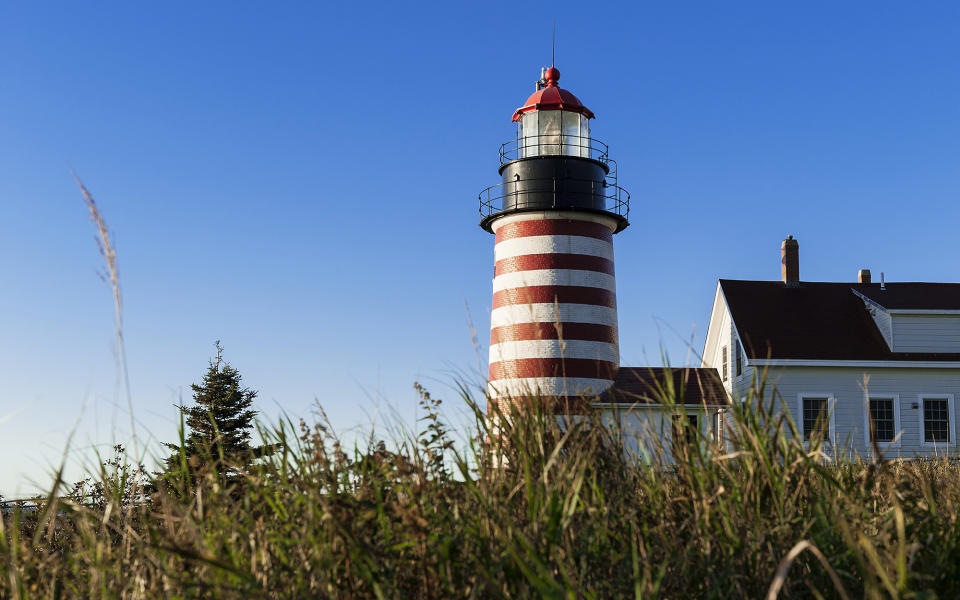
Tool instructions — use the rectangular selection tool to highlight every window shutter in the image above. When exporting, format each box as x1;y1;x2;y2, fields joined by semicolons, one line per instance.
734;339;742;377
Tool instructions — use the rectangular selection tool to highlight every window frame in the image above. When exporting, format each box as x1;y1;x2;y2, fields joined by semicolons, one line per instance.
712;409;724;445
797;393;837;444
862;394;901;448
669;410;702;463
920;394;955;447
721;345;728;382
671;412;700;446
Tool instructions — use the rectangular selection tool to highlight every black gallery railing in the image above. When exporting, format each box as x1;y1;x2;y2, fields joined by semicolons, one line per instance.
479;176;630;221
498;134;610;167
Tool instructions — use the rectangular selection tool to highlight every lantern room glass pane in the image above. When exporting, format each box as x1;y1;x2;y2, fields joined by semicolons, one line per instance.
562;111;580;157
519;112;538;158
539;110;561;155
580;117;591;158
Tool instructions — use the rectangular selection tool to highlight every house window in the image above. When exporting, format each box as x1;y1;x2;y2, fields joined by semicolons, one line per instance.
868;397;896;443
685;413;698;444
734;339;742;377
801;396;831;441
923;397;951;443
721;346;728;381
672;413;699;446
712;410;725;445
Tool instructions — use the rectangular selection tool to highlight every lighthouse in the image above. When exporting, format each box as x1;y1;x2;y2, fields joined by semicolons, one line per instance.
479;66;629;411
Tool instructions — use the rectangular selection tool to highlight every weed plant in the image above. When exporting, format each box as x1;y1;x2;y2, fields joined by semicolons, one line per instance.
2;373;960;599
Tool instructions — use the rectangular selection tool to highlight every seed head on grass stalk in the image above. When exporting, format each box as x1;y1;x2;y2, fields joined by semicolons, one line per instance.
73;173;138;465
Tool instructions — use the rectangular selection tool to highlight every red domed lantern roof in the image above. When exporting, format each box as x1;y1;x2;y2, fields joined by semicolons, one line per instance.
511;67;595;122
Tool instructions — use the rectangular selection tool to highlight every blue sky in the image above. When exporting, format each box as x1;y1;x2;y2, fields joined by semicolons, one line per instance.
1;1;959;495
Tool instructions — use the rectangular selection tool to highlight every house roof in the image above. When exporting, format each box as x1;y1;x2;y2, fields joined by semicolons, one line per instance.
856;283;960;310
719;279;960;362
606;367;728;406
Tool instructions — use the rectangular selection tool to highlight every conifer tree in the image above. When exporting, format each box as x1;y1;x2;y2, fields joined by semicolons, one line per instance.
166;342;258;476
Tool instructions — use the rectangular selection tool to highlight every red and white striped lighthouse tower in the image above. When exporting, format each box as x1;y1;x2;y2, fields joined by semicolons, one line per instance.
479;66;629;411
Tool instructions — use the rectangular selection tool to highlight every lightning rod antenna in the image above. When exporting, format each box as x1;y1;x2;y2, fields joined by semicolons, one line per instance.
552;20;556;67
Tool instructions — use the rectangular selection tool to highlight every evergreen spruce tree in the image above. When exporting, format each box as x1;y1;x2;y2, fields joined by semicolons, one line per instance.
165;342;258;477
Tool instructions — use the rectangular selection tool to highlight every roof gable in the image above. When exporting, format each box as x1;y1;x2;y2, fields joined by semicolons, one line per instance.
701;282;729;370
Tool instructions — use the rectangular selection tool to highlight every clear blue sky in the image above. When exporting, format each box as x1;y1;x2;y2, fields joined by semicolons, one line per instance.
2;1;959;495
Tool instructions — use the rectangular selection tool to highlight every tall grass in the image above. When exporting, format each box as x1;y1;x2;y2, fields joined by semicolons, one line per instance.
2;374;960;599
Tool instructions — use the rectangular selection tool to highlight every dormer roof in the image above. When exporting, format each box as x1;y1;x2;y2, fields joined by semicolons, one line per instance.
856;283;960;311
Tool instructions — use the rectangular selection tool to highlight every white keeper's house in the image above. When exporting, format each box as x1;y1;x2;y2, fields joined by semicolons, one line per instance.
703;235;960;457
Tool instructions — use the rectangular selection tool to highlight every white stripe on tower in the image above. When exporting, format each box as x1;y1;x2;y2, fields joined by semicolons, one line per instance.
490;304;618;328
488;212;620;408
494;235;614;262
490;339;620;363
492;270;616;293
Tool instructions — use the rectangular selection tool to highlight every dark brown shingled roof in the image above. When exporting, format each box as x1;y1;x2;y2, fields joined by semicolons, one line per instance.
607;367;728;406
857;283;960;310
720;280;960;362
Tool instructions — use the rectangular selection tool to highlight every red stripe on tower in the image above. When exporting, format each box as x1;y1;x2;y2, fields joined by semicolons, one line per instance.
495;219;613;244
492;286;617;309
495;253;615;276
489;358;618;380
490;322;618;345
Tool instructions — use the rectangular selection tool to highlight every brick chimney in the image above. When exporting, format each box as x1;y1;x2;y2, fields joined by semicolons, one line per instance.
858;269;872;284
781;235;799;287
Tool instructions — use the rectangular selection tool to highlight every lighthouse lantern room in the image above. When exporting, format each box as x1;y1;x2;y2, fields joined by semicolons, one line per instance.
479;66;630;410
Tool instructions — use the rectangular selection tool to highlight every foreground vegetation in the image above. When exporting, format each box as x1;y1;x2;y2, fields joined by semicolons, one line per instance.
2;377;960;599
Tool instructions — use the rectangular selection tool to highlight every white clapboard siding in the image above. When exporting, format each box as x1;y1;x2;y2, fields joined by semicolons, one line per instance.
863;301;894;349
891;315;960;353
599;405;723;465
701;284;727;371
756;366;960;458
